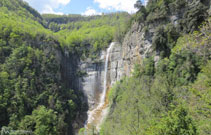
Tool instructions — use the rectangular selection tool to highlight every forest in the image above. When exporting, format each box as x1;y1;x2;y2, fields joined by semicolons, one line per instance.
0;0;210;135
101;0;211;135
0;0;130;134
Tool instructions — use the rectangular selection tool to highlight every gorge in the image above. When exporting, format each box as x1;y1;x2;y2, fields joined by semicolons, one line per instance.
0;0;211;135
84;42;114;132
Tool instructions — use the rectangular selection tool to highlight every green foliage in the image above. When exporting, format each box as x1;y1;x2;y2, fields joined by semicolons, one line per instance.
0;0;210;134
133;57;155;77
145;0;174;23
43;14;102;24
0;0;42;22
168;0;186;13
152;26;168;53
177;1;209;33
101;18;211;135
19;106;58;135
134;0;143;10
55;13;130;58
49;22;60;32
188;61;211;135
152;24;179;57
102;77;152;135
0;0;130;134
133;0;209;35
147;105;197;135
173;18;211;61
0;2;86;134
133;6;147;23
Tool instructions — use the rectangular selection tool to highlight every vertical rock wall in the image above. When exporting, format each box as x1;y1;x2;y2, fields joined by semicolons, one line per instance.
109;22;154;84
79;52;106;109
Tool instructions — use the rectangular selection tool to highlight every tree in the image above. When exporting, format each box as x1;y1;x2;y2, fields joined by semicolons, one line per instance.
155;105;197;135
19;106;58;135
134;0;143;10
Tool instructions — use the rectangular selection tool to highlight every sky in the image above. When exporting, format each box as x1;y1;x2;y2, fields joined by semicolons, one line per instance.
23;0;147;16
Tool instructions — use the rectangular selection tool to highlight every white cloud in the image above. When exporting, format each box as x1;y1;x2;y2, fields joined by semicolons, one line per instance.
94;0;138;13
42;5;64;15
144;0;148;6
82;7;102;16
56;0;71;5
23;0;71;14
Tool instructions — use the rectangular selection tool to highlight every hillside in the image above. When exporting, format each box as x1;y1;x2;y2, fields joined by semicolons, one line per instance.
0;0;130;134
100;0;211;135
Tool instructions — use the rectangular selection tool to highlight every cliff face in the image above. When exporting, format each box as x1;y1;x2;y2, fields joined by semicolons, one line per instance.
61;51;80;91
78;21;159;110
209;4;211;15
109;0;211;81
78;43;123;109
109;43;124;85
78;53;105;109
118;22;153;76
109;23;154;83
77;44;121;107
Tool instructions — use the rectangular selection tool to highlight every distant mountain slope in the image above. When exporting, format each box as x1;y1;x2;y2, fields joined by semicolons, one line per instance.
0;0;42;22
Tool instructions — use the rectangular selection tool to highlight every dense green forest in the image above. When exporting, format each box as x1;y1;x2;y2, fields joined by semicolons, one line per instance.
52;12;130;59
0;0;130;134
101;0;211;135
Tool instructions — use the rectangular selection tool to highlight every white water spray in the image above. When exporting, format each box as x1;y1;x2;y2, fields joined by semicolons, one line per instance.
101;42;114;107
85;42;115;131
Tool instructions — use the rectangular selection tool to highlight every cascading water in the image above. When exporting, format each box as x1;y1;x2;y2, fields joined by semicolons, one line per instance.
85;42;115;133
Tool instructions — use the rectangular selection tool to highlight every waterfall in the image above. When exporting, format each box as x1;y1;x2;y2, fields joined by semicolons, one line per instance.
85;42;115;132
101;42;114;108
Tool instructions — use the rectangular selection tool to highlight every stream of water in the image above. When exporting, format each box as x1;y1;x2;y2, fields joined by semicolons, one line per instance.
85;42;115;133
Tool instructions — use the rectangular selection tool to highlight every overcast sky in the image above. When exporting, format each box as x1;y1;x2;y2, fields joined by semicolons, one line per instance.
23;0;147;15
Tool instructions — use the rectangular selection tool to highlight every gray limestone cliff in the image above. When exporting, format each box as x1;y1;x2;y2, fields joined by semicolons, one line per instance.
109;0;211;83
78;52;105;109
109;22;154;84
78;21;156;109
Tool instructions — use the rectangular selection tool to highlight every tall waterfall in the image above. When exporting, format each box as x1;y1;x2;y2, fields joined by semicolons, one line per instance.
85;42;115;132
